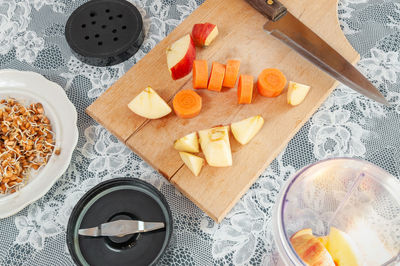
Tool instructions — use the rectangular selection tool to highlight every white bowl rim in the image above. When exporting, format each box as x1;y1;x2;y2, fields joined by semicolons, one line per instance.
0;69;79;218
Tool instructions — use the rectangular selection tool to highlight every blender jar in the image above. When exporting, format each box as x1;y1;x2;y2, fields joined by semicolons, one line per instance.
273;158;400;265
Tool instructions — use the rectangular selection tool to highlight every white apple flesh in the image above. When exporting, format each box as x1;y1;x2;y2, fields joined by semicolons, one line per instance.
166;34;196;80
198;126;232;167
174;132;199;153
179;152;204;176
231;115;264;145
204;26;218;46
128;87;171;119
287;81;311;106
323;227;361;266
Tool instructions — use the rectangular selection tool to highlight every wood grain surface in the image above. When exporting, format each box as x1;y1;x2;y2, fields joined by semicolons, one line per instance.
87;0;359;222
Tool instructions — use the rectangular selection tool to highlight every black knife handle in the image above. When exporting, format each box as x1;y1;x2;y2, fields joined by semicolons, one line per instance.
245;0;287;21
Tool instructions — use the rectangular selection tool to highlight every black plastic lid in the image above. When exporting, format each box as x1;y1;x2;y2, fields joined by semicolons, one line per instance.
66;178;173;266
65;0;144;66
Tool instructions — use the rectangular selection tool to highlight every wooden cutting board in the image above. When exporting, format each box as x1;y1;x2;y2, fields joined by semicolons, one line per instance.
87;0;359;222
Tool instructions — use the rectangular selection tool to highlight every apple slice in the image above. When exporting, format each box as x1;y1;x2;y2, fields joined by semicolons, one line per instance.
191;23;219;47
290;229;335;266
179;152;204;176
166;34;196;80
128;87;171;119
198;126;232;167
287;81;311;106
174;132;199;153
231;115;264;145
324;227;360;266
292;228;313;239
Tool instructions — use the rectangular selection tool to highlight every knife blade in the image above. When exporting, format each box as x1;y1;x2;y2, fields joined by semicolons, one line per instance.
78;220;165;237
245;0;389;105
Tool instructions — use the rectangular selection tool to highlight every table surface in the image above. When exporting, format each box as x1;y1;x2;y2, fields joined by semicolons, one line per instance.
1;0;399;265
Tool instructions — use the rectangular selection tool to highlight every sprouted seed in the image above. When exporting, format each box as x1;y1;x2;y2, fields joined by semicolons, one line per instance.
0;99;60;194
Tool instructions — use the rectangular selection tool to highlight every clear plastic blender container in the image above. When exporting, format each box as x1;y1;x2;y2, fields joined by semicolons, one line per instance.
273;158;400;265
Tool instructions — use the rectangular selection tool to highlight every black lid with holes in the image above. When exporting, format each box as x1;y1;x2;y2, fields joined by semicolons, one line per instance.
65;0;144;66
66;178;173;266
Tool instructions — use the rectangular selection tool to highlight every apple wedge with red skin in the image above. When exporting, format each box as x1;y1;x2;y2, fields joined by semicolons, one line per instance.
290;229;335;266
192;23;219;47
166;34;196;80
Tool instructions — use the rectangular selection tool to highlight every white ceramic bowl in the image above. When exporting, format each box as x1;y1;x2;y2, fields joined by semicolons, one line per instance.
0;70;79;218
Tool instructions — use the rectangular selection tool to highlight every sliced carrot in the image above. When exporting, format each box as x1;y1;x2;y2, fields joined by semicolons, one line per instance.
223;60;241;88
207;62;225;92
173;89;202;118
193;60;208;89
257;68;287;97
237;75;254;104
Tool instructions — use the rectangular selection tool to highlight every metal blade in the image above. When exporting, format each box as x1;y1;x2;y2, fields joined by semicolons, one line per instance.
78;226;100;237
264;13;389;105
142;221;166;232
78;220;165;237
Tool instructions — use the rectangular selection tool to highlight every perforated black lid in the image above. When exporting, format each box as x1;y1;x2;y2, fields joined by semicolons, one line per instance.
65;0;144;66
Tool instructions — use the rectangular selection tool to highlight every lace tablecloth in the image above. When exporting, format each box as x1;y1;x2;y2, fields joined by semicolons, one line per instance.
1;0;400;265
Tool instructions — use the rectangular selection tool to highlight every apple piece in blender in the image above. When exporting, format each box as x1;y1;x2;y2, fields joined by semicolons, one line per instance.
323;227;361;266
291;227;362;266
290;229;335;266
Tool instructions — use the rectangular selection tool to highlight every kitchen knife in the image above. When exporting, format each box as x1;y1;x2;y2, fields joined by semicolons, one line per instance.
78;220;165;237
245;0;389;105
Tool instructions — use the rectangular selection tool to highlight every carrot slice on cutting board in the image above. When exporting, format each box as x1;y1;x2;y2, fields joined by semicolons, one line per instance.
237;75;254;104
207;62;225;92
173;89;202;118
193;60;208;89
223;60;241;88
257;68;287;97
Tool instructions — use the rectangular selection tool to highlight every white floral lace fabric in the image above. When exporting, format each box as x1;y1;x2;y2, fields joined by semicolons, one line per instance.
0;0;399;265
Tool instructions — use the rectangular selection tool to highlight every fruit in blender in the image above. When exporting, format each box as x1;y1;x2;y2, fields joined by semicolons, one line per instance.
290;227;361;266
320;227;360;266
290;229;335;266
